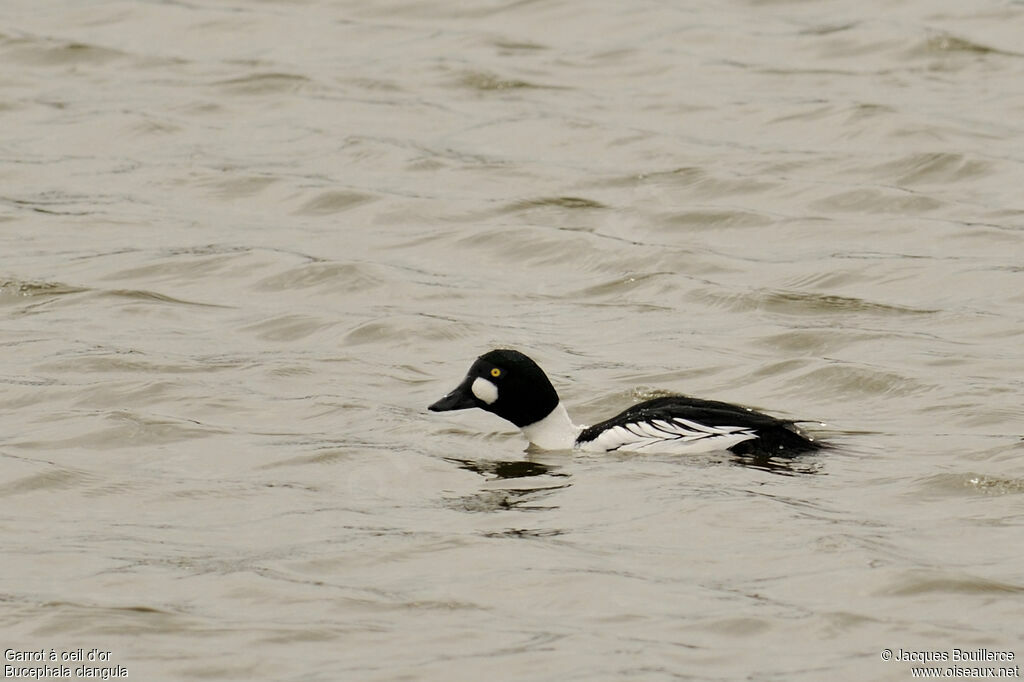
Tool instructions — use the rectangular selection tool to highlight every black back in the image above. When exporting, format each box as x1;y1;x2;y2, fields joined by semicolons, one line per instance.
578;395;821;456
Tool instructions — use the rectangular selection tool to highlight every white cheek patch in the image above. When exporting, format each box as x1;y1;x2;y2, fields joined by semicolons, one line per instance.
471;377;499;405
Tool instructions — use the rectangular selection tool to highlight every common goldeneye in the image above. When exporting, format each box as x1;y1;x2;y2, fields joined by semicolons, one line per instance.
428;349;822;455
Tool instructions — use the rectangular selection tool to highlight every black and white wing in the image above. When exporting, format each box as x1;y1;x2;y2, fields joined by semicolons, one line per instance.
580;417;758;454
576;395;821;455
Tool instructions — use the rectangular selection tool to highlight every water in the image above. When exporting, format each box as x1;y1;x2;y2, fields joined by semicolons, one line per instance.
2;0;1023;680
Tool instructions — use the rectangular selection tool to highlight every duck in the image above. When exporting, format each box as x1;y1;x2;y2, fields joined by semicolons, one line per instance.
428;349;822;455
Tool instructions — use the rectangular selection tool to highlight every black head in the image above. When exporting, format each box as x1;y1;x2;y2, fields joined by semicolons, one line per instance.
428;349;560;428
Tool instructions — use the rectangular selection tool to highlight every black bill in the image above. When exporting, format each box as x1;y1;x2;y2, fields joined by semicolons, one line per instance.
428;376;477;412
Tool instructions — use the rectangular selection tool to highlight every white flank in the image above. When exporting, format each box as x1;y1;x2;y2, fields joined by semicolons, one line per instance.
520;403;581;450
580;417;758;455
470;377;499;404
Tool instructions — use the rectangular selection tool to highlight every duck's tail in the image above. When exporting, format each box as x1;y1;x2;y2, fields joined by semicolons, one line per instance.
730;421;825;457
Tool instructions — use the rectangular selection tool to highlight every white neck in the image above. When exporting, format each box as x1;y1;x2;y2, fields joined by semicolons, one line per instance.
519;402;581;450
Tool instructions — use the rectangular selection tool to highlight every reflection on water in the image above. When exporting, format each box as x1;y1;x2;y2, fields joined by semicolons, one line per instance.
445;456;568;482
729;450;826;477
443;456;571;512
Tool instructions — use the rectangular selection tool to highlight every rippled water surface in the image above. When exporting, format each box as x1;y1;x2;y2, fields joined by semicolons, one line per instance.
2;1;1023;680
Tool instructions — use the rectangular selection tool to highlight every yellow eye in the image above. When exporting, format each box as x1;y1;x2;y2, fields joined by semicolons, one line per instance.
490;368;501;377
